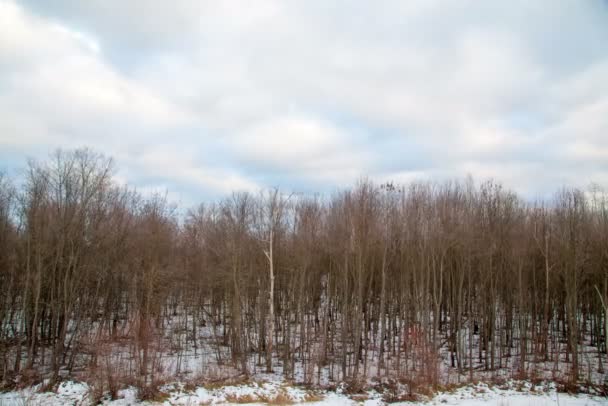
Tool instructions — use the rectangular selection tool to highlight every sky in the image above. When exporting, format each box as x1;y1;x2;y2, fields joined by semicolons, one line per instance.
1;0;607;206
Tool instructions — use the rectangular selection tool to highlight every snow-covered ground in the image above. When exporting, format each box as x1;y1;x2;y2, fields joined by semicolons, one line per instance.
0;380;605;405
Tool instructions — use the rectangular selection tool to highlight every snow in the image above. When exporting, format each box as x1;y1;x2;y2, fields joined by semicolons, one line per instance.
7;307;605;392
0;380;605;405
0;381;90;405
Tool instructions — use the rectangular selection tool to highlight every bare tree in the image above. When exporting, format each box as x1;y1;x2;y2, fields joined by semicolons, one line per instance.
2;149;607;394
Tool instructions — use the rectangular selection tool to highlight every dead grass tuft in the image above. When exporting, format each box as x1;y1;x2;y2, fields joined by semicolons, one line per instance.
259;391;295;404
349;393;369;402
138;385;170;402
224;393;257;403
303;392;324;402
342;378;366;394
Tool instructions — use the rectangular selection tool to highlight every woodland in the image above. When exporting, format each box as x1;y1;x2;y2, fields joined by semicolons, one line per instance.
0;149;607;397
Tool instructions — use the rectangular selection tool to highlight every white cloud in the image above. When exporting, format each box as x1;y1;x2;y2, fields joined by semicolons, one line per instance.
230;115;371;183
135;146;259;196
0;1;191;147
2;0;608;201
0;0;250;199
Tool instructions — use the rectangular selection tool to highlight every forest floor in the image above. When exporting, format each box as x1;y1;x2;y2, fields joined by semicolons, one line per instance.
3;310;607;405
0;379;606;405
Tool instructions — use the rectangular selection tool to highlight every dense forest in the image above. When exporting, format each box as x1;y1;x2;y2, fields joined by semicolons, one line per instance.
0;149;607;395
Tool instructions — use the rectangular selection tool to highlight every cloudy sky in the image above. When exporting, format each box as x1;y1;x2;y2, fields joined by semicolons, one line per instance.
1;0;607;205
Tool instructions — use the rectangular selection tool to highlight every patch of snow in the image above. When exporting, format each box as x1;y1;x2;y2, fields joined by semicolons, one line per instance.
0;379;605;405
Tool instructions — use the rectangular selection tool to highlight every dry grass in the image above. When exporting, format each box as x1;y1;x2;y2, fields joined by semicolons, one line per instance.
435;382;461;394
138;385;170;402
382;391;421;403
259;391;295;404
223;393;257;403
349;393;369;402
223;388;298;404
182;380;198;392
302;392;324;402
202;375;251;390
342;378;367;394
136;375;171;402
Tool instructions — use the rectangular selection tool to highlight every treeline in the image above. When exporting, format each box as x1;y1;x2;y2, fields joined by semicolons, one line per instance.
0;149;607;390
